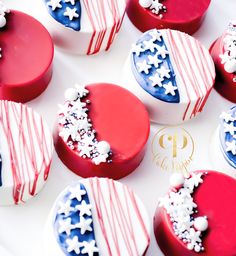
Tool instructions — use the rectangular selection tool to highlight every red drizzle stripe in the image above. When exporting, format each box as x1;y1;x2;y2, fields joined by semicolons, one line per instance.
0;101;52;204
89;178;149;255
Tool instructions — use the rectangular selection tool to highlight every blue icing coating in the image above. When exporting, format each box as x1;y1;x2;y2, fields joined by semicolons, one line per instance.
0;154;2;187
131;29;180;103
44;0;81;31
219;106;236;169
54;183;99;256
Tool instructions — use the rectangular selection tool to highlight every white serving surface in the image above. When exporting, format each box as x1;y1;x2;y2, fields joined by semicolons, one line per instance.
0;0;235;255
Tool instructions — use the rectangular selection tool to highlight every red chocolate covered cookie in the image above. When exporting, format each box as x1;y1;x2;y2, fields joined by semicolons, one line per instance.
54;83;150;179
0;6;54;103
154;171;236;255
127;0;211;34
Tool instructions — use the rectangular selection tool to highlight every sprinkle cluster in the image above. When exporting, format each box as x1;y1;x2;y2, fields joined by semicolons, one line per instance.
56;184;99;256
220;110;236;156
48;0;80;20
219;21;236;82
58;84;112;165
159;173;208;253
0;1;10;58
132;29;178;97
139;0;166;18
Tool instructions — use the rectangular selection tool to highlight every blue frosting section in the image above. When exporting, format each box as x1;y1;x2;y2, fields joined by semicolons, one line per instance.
54;183;99;256
219;106;236;169
0;155;2;187
44;0;81;31
131;30;180;103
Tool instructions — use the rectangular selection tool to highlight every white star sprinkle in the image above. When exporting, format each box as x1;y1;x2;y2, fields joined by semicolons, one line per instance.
48;0;62;11
136;60;152;74
65;0;76;5
219;51;230;64
69;185;86;202
220;111;235;122
81;240;99;256
92;153;109;165
58;200;74;216
76;200;92;217
184;173;203;192
157;45;169;59
226;140;236;155
66;236;83;254
149;73;164;87
149;29;162;42
157;65;171;79
147;53;162;68
58;218;76;236
163;82;177;96
75;84;89;98
131;43;145;56
143;39;159;53
150;0;163;14
75;216;93;235
64;7;79;21
224;121;236;135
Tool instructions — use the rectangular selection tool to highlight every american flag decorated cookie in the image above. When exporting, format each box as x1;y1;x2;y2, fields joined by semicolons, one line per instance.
44;177;151;256
0;3;54;103
123;29;215;124
0;101;53;205
42;0;126;55
154;171;236;255
54;83;150;180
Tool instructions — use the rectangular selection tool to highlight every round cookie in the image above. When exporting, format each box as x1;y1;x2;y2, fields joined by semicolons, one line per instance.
123;29;215;124
44;177;151;256
126;0;211;34
54;83;150;179
210;21;236;102
0;101;53;205
210;106;236;178
0;8;54;103
42;0;126;55
154;171;236;255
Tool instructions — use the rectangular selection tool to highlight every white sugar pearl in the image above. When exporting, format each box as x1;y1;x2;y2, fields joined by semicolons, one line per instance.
64;88;78;101
194;244;201;252
194;217;208;232
187;243;194;250
97;141;110;155
139;0;152;8
169;173;185;188
0;15;6;28
224;59;236;73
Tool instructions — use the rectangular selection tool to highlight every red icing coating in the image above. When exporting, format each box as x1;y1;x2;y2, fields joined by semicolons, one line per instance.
0;11;54;103
154;171;236;255
54;83;150;180
210;36;236;103
127;0;211;34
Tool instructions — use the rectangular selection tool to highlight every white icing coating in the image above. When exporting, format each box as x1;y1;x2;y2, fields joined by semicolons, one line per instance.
0;101;53;205
219;21;236;79
58;84;112;165
42;0;126;54
159;173;207;253
43;178;151;256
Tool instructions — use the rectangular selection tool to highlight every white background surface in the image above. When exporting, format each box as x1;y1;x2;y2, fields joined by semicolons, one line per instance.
0;0;236;255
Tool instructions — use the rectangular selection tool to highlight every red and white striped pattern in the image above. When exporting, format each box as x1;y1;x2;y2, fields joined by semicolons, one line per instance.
0;101;53;205
81;0;126;55
162;29;215;121
82;178;150;256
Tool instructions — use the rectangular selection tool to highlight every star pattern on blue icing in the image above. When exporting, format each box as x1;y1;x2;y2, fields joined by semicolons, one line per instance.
44;0;81;31
220;107;236;168
54;183;99;256
131;29;180;103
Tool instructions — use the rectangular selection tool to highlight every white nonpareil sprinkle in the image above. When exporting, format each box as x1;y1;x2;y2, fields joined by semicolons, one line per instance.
158;172;208;253
58;84;112;165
